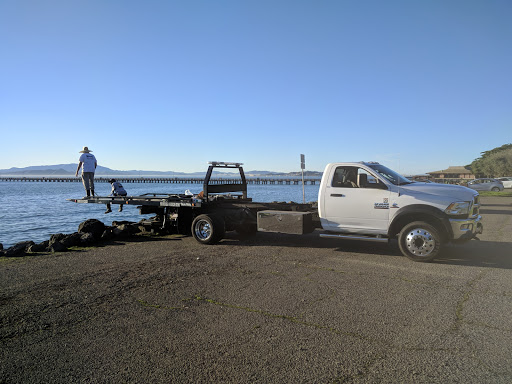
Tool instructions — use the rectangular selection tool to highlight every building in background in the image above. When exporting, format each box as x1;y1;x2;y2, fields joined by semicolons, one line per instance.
427;166;475;184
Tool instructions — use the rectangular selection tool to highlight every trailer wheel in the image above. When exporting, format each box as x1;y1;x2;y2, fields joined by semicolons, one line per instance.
191;214;225;245
398;221;441;262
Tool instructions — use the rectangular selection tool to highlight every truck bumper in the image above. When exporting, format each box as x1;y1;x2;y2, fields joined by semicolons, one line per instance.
449;215;483;241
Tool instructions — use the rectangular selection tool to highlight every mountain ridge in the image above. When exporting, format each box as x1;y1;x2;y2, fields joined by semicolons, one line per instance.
0;164;322;177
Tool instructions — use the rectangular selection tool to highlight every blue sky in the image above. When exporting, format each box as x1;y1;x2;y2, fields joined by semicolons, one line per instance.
1;0;510;175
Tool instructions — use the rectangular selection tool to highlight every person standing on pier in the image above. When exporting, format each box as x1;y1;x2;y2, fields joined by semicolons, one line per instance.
75;146;97;198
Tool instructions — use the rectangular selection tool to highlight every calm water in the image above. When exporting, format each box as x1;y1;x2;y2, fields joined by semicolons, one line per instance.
0;181;320;248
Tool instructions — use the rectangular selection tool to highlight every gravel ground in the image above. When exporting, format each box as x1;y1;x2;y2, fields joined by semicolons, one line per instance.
1;196;512;383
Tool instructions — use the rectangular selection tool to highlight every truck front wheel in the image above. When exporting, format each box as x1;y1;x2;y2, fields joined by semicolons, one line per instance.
191;214;225;245
398;221;441;262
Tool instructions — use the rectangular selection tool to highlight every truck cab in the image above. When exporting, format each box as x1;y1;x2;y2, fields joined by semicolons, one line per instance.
318;162;483;261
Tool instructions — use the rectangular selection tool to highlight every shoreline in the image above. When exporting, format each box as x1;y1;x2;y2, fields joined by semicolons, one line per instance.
2;193;511;255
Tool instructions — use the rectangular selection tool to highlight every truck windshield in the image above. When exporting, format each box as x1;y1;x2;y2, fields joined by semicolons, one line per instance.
367;164;413;186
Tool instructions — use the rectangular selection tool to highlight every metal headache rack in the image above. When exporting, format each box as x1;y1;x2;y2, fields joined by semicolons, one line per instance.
203;161;248;200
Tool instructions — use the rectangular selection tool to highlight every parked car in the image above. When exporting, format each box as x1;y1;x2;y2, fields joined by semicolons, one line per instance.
415;179;434;183
467;178;504;192
496;177;512;188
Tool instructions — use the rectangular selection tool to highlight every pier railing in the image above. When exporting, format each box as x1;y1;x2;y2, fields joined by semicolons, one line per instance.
0;176;321;185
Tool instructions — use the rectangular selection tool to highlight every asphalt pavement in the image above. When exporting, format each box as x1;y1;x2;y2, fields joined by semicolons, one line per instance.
1;196;511;383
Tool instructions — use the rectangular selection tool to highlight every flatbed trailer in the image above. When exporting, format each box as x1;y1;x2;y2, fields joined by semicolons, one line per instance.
69;162;317;244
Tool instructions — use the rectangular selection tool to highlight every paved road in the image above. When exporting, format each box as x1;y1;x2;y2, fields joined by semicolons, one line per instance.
1;197;511;383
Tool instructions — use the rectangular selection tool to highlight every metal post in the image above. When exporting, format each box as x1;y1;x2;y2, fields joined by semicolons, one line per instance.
300;154;305;203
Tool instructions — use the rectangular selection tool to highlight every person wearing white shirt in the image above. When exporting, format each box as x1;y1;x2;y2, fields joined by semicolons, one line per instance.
75;146;97;198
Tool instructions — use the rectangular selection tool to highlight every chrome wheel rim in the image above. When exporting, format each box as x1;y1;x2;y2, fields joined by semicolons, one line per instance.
405;228;436;256
195;220;211;240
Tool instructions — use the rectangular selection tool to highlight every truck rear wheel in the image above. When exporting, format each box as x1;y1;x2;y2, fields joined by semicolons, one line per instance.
398;221;441;262
191;214;225;245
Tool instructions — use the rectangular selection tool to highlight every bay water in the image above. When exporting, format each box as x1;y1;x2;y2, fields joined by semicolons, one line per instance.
0;180;320;248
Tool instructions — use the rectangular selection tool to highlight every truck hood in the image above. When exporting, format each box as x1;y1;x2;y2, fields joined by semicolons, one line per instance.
399;182;477;202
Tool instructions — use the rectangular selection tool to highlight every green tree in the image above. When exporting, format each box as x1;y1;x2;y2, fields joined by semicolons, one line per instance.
470;144;512;177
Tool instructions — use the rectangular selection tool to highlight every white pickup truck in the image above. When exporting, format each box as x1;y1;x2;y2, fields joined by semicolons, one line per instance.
259;162;483;262
72;161;483;262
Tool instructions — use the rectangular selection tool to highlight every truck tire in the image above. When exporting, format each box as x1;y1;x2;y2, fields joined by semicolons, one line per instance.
398;221;441;262
191;214;225;245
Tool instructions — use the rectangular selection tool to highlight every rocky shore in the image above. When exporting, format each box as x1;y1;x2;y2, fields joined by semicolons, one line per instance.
0;218;155;257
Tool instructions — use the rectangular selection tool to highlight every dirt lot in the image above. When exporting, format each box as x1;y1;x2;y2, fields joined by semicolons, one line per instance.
1;196;512;383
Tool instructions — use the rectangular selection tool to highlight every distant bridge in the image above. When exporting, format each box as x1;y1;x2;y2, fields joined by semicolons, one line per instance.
0;176;320;185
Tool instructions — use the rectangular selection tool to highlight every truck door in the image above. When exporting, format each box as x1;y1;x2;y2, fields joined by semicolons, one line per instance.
322;166;391;234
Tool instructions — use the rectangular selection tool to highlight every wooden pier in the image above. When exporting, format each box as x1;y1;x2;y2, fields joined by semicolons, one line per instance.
0;176;320;185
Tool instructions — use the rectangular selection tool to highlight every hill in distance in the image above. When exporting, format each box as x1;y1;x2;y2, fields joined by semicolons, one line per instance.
0;164;323;177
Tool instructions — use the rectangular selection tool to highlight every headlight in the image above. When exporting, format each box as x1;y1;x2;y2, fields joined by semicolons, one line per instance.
445;201;471;216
